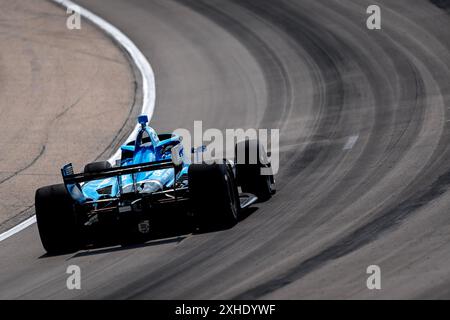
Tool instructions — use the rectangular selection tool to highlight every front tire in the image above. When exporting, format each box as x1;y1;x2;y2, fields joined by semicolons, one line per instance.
35;184;80;254
235;139;274;202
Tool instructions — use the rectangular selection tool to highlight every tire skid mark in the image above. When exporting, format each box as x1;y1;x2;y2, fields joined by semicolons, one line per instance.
235;165;450;299
176;0;294;132
233;1;450;298
0;146;46;186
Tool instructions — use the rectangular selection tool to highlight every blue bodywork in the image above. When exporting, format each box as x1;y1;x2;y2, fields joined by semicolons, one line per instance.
63;115;189;204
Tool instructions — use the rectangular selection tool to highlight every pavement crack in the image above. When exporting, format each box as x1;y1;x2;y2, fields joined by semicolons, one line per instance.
0;145;46;186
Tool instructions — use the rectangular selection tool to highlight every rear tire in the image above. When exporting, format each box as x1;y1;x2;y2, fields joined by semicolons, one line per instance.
235;139;274;202
84;161;111;174
188;162;239;230
35;184;79;254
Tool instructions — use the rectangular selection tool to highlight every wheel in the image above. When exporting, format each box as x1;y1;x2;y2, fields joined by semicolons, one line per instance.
84;161;111;174
188;162;240;230
235;139;274;202
35;184;80;254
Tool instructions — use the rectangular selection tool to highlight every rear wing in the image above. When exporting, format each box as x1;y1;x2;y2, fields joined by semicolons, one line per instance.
62;142;184;184
61;159;175;184
61;159;182;204
61;143;184;203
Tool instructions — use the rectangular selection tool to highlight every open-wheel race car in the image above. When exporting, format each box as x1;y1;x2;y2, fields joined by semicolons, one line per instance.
35;115;275;254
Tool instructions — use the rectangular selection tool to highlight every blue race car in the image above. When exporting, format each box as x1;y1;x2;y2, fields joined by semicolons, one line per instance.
35;115;275;254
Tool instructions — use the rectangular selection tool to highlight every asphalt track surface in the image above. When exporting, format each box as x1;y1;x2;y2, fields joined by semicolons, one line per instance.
1;0;450;299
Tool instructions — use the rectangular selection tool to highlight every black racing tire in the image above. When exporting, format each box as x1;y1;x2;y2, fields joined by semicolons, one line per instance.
84;161;111;174
35;184;80;254
235;139;274;202
188;162;240;230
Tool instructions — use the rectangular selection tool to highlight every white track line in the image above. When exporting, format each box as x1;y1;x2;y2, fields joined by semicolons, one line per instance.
0;216;37;242
0;0;155;242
